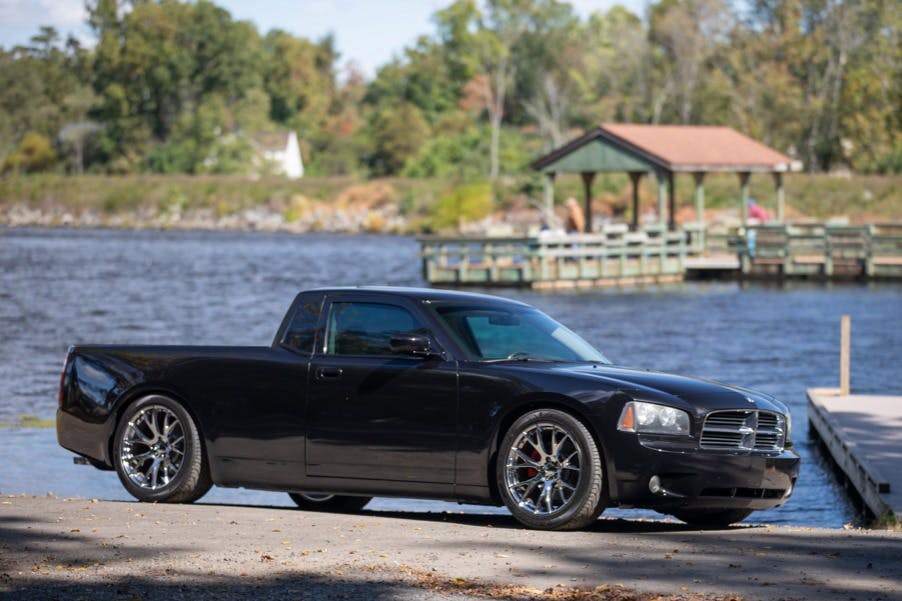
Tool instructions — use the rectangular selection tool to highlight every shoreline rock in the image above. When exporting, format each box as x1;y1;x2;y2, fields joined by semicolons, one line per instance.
1;203;412;235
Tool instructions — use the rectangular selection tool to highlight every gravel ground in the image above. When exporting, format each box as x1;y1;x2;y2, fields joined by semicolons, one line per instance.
1;495;900;601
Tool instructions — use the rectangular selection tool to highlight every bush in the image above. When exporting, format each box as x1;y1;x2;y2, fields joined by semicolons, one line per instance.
428;182;493;231
3;132;57;173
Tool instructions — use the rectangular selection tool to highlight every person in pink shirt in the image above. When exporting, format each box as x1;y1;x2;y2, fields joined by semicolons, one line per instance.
748;199;769;222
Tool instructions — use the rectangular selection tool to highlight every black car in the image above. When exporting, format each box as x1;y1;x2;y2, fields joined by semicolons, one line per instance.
58;287;799;530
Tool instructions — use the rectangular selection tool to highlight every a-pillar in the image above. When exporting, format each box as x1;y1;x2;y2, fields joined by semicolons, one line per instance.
738;171;751;227
656;170;668;228
773;171;785;223
543;171;556;220
628;171;644;231
581;171;595;233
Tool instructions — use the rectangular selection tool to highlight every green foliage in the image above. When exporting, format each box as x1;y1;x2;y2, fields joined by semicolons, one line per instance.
367;103;432;176
404;125;536;179
429;181;494;231
4;132;57;172
0;0;898;180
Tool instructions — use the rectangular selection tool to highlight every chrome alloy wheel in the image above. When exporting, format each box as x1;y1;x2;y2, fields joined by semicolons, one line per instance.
119;404;186;490
504;422;582;515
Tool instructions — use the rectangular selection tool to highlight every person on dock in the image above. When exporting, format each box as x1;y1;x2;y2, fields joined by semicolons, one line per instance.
565;197;585;234
748;199;769;222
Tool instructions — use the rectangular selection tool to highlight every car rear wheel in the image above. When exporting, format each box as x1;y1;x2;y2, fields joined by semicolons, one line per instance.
671;508;753;528
288;493;371;512
496;409;605;530
113;395;212;503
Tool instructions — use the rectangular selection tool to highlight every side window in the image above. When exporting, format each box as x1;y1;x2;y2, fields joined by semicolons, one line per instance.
326;302;426;356
281;296;322;354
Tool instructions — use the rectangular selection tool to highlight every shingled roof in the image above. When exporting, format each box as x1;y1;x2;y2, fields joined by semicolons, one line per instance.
532;124;796;173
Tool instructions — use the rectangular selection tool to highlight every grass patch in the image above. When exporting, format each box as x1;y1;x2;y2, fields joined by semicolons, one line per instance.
0;172;898;229
0;414;56;429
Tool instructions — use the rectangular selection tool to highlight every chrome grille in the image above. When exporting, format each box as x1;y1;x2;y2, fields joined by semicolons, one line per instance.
700;410;785;451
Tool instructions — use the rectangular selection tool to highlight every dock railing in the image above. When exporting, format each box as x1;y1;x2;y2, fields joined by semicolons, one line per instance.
419;221;902;287
419;226;687;287
740;222;902;278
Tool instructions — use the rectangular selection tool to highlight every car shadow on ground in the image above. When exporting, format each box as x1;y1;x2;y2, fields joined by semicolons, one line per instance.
177;498;745;533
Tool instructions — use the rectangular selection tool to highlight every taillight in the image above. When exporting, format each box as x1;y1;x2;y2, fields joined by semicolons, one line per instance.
58;347;73;407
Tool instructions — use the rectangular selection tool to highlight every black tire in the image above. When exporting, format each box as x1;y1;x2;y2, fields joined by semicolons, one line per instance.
496;409;605;530
113;394;212;503
288;492;372;513
671;508;753;528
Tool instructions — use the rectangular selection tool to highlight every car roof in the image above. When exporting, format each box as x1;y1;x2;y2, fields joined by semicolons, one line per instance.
307;286;530;306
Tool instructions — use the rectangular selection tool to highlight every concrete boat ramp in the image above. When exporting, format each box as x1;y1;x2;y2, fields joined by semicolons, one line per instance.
2;495;901;601
808;388;902;525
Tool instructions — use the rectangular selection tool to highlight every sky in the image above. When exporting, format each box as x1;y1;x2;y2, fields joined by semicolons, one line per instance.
0;0;645;78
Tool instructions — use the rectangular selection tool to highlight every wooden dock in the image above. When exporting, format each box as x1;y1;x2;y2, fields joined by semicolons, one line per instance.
741;223;902;279
418;222;902;288
419;228;687;288
808;387;902;525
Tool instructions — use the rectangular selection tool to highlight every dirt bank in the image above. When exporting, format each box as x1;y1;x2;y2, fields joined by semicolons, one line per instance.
1;495;899;600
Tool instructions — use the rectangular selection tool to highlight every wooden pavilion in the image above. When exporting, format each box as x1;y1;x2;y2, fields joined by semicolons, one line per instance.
531;124;800;231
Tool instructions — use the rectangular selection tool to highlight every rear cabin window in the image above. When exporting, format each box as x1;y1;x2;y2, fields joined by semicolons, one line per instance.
325;302;426;356
281;296;323;354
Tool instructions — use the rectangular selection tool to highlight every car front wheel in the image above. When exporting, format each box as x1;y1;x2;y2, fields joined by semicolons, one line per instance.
496;409;605;530
113;395;212;503
288;493;372;513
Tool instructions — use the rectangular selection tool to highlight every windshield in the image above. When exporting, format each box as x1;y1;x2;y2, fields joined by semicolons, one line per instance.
432;303;609;363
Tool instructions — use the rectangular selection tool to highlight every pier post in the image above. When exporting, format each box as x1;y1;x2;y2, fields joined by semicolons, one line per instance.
656;172;667;228
667;172;676;231
543;172;556;219
581;172;595;233
693;172;706;250
738;172;751;227
840;315;851;395
693;172;705;224
773;172;785;223
628;172;643;231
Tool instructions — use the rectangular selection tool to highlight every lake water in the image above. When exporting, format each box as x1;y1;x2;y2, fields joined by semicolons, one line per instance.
1;227;900;527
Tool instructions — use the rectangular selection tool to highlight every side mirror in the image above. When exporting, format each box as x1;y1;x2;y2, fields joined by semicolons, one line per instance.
389;333;438;358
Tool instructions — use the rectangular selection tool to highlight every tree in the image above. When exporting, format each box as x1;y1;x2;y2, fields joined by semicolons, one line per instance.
650;0;732;123
88;0;265;171
367;103;431;176
4;132;56;172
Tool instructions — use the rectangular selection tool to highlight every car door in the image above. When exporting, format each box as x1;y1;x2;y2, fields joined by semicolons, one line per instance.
305;296;459;484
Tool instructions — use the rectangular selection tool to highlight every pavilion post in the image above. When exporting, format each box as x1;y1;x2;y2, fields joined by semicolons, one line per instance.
738;171;751;227
656;171;667;228
628;171;643;231
543;172;556;219
773;171;785;223
667;171;676;231
693;172;705;224
581;171;595;233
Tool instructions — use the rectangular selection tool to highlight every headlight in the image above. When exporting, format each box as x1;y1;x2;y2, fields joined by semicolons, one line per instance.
784;411;792;441
617;401;690;435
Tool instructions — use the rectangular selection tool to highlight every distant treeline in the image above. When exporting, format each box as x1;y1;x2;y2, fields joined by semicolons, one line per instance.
1;0;899;179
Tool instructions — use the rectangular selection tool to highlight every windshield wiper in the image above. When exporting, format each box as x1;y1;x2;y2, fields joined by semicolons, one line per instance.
481;354;555;364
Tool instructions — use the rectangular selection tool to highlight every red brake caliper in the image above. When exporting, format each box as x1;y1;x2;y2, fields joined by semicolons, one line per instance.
526;446;541;478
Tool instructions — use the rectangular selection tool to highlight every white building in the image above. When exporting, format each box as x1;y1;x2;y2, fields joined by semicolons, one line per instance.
250;130;304;179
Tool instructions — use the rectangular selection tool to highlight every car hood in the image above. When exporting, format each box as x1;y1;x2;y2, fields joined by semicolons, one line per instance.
524;362;786;413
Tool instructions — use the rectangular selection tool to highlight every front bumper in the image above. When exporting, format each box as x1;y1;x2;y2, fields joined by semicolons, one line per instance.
610;434;800;512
